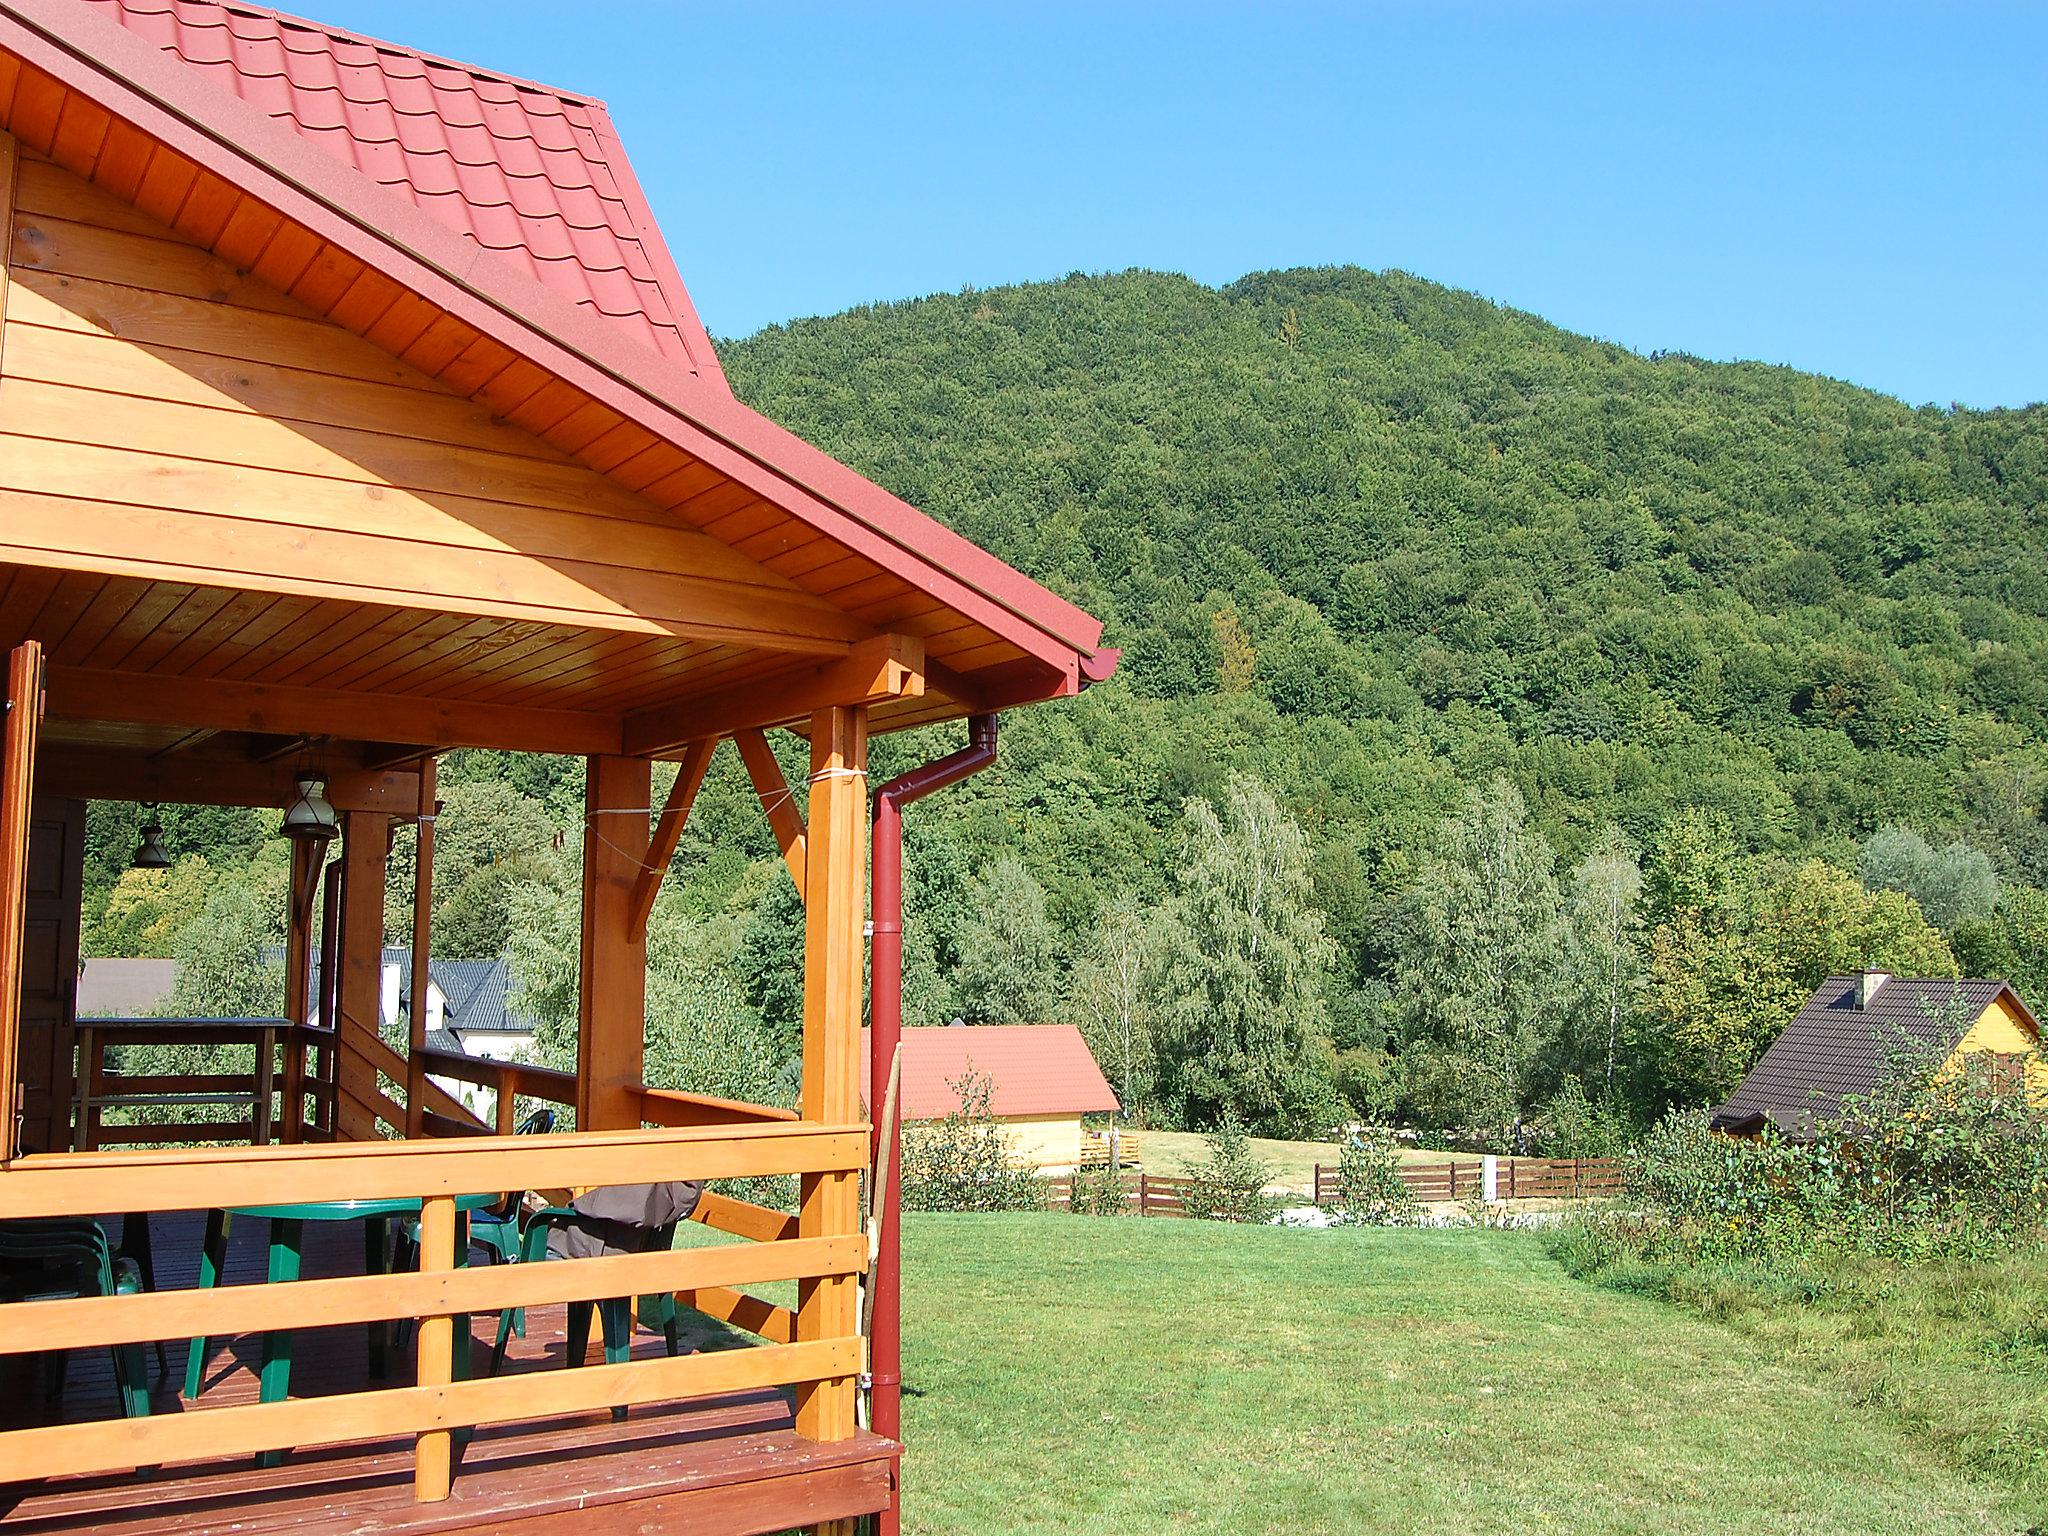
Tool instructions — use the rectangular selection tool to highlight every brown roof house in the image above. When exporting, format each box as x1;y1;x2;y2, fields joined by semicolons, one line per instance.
1711;970;2046;1139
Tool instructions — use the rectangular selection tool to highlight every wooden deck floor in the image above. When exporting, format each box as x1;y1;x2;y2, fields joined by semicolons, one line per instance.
0;1211;894;1534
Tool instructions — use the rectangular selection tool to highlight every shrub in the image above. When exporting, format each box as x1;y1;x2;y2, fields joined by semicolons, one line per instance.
899;1067;1045;1213
1067;1162;1134;1217
1580;1037;2048;1271
1180;1112;1271;1223
1326;1128;1419;1226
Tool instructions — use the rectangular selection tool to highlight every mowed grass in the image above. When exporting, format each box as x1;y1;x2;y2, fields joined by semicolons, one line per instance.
1136;1129;1440;1195
897;1214;2032;1535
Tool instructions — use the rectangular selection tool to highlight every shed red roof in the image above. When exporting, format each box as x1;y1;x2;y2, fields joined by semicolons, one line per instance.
88;0;726;385
861;1026;1121;1121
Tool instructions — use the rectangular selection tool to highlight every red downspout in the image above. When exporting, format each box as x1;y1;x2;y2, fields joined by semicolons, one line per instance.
870;712;998;1536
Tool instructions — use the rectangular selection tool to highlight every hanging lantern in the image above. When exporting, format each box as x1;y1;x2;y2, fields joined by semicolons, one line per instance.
281;771;339;843
131;806;171;870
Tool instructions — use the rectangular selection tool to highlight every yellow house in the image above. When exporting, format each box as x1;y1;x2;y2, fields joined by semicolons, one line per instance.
862;1025;1122;1169
1712;971;2045;1138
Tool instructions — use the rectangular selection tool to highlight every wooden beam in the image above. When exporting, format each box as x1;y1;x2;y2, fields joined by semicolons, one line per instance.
334;811;388;1142
623;633;923;756
35;746;419;814
0;641;42;1167
794;704;868;1446
735;728;807;902
404;760;435;1140
578;755;648;1131
629;737;717;943
47;664;621;758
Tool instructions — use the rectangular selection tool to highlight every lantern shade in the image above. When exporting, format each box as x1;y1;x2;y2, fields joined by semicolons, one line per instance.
131;814;171;870
282;772;339;842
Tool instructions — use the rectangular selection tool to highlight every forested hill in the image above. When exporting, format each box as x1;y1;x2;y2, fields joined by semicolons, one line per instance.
85;266;2048;1145
724;266;2048;867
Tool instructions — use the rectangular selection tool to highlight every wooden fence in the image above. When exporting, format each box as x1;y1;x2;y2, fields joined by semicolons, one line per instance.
1043;1171;1193;1216
1312;1156;1623;1206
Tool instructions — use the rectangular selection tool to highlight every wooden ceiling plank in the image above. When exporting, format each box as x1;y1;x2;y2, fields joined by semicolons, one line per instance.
49;574;147;664
214;596;390;686
381;621;605;705
457;630;685;709
118;584;235;673
296;610;465;693
74;578;188;670
151;587;282;677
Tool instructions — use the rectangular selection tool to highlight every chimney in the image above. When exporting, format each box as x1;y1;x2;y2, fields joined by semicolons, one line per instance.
1857;970;1891;1010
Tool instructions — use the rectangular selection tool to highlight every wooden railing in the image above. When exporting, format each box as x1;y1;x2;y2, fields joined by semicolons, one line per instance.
0;1121;868;1500
71;1018;337;1150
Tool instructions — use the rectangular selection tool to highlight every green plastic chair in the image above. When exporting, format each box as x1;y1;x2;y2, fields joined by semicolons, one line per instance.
397;1105;555;1341
0;1218;152;1420
488;1205;683;1418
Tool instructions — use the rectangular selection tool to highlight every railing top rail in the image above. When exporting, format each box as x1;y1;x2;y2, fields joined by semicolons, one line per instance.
0;1120;868;1217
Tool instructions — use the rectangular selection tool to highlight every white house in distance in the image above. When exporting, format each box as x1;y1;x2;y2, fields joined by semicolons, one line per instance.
861;1024;1122;1169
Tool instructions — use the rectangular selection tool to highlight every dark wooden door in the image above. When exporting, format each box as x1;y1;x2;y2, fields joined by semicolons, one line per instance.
16;794;83;1153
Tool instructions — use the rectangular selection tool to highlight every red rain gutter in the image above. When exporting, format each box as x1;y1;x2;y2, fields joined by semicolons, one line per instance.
869;713;999;1535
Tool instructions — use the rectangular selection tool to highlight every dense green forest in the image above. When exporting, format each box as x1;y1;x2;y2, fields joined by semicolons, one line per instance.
85;265;2048;1149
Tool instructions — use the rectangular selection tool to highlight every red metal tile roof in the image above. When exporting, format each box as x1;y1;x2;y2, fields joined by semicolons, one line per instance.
87;0;727;387
861;1025;1122;1121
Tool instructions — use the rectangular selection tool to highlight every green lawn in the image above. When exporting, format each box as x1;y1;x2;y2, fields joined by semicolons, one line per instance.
1136;1129;1439;1195
895;1214;2033;1535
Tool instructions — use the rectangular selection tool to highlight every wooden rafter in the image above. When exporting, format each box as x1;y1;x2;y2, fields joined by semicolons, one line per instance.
734;729;806;902
622;633;923;757
629;737;717;943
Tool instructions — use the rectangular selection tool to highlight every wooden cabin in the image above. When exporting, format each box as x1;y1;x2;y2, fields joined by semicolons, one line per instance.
861;1025;1123;1170
1711;971;2046;1139
0;3;1114;1532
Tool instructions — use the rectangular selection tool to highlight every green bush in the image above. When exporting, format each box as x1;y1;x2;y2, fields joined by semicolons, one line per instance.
1325;1128;1419;1226
1180;1112;1271;1223
900;1068;1046;1213
1579;1041;2048;1270
1067;1162;1134;1217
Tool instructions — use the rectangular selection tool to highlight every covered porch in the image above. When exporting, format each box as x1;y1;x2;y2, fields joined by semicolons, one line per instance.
0;5;1110;1527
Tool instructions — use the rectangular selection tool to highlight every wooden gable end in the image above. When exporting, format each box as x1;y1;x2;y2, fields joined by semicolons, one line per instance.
0;143;870;659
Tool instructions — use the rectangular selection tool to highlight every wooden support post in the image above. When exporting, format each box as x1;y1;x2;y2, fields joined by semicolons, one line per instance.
413;1192;456;1501
577;756;649;1131
281;838;318;1144
794;705;867;1452
0;641;41;1166
335;811;390;1141
630;738;718;942
736;729;808;902
405;761;437;1139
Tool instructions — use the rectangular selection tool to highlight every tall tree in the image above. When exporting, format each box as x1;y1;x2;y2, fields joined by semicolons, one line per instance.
1565;826;1644;1102
159;883;282;1020
1069;892;1168;1117
1155;773;1339;1135
1394;778;1567;1149
951;853;1065;1023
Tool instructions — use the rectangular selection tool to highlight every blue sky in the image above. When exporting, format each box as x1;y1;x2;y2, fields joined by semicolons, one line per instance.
318;3;2045;408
